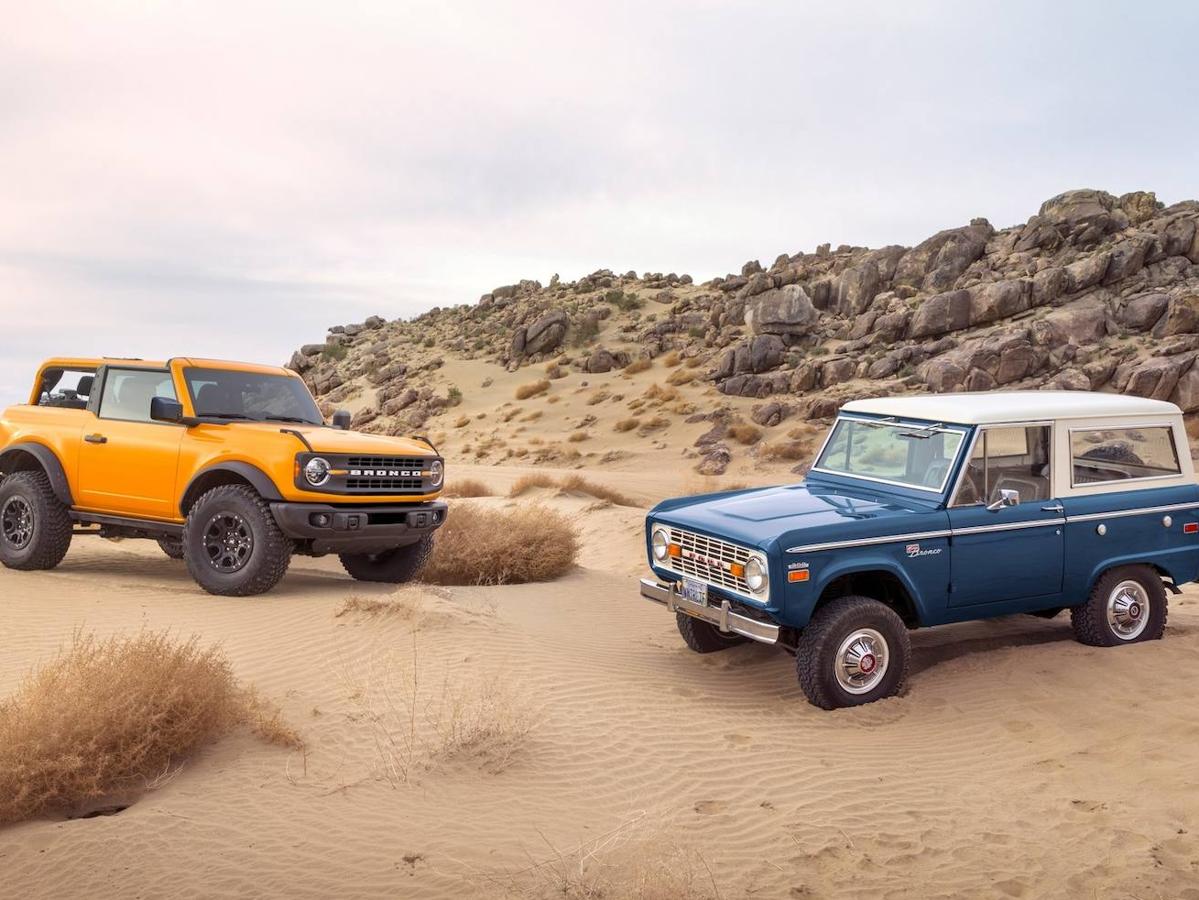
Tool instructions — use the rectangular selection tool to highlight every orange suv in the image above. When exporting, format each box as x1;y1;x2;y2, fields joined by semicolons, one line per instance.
0;357;446;595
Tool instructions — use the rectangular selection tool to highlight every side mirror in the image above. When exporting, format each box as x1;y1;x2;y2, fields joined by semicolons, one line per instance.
331;409;352;430
150;396;185;424
986;488;1020;512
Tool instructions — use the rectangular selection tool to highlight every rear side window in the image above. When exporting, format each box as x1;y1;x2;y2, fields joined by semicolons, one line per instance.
1071;426;1181;485
37;368;97;409
98;369;177;423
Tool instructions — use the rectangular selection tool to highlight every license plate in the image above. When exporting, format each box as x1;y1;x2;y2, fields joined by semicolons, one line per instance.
681;578;708;606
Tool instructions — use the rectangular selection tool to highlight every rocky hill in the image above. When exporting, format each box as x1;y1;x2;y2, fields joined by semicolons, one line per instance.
289;188;1199;474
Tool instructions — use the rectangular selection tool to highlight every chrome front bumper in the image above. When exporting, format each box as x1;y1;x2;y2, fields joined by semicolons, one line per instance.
640;578;780;645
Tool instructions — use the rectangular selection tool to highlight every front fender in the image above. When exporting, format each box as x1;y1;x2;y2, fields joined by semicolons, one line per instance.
783;549;943;629
180;461;284;515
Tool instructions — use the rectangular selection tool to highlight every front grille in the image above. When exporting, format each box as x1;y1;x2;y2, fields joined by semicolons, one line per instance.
346;477;424;491
347;456;426;469
663;526;753;596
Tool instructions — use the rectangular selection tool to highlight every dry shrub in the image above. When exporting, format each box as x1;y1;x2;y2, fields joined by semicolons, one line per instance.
0;632;298;825
728;423;762;445
442;477;493;498
421;504;578;586
453;415;470;428
585;390;611;406
666;368;696;385
344;638;534;785
508;474;635;507
761;440;810;462
515;379;551;400
643;382;679;402
623;358;652;375
568;430;589;443
546;395;561;404
638;415;670;433
510;473;556;493
684;355;706;369
662;350;682;367
614;417;640;432
522;409;543;422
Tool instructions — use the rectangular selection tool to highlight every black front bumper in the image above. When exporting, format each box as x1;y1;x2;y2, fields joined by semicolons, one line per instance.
270;500;447;555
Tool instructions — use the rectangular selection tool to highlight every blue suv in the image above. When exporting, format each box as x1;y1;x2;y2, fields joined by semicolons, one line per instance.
642;391;1199;709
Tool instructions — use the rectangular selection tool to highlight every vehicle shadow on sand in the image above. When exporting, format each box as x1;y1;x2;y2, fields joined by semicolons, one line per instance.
909;616;1074;677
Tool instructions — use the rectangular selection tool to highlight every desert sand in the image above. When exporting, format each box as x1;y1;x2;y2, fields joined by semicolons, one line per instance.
3;466;1199;900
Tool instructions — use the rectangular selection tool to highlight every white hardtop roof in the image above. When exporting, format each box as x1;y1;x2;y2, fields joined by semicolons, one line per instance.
841;391;1181;426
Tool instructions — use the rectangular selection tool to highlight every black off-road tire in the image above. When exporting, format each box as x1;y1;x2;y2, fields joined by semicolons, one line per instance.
183;485;292;596
339;534;435;583
796;596;911;710
0;470;73;571
1071;565;1167;647
675;611;749;652
157;536;186;560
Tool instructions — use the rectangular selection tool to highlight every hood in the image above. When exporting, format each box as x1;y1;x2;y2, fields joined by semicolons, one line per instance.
222;422;436;456
650;481;946;550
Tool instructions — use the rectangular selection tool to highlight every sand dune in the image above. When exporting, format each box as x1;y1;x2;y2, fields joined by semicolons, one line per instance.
3;486;1199;899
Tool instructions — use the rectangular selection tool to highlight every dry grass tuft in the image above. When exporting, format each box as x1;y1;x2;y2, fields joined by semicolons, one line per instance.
614;417;640;432
568;430;589;443
661;350;682;367
666;368;696;385
761;439;811;462
0;631;299;825
585;389;611;406
623;358;652;375
515;379;551;400
421;504;578;586
453;415;470;428
442;478;493;498
728;423;762;445
508;474;636;507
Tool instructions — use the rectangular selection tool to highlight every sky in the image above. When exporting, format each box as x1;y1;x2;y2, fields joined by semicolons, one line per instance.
1;0;1197;405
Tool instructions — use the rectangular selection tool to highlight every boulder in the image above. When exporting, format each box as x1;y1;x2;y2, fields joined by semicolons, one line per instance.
894;222;992;290
820;357;857;387
1103;236;1152;285
908;290;972;339
1119;294;1169;332
968;279;1031;326
1064;251;1111;293
1124;353;1195;401
751;401;793;427
1158;295;1199;336
1031;267;1068;307
744;285;819;336
300;343;326;357
512;309;568;357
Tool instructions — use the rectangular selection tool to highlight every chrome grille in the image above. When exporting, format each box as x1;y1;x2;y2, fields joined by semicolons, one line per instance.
664;526;753;596
346;456;426;469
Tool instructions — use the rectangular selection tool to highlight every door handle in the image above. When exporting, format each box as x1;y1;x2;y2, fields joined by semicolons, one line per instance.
84;434;108;444
1041;502;1063;513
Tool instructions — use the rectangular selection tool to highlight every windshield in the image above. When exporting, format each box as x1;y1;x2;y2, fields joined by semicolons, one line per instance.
185;368;323;425
814;417;967;492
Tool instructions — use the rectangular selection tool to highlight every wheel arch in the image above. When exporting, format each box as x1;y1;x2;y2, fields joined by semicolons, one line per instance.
0;442;74;506
812;565;922;628
180;462;283;516
1083;557;1178;599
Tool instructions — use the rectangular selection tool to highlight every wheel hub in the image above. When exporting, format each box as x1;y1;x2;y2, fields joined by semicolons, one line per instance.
1;497;34;551
203;512;254;573
835;628;890;695
1107;580;1150;640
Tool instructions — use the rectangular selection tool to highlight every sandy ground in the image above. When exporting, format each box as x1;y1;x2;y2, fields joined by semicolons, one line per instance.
3;477;1199;900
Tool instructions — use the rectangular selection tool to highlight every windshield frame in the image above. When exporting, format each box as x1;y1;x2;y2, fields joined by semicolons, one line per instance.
182;366;324;426
809;414;970;495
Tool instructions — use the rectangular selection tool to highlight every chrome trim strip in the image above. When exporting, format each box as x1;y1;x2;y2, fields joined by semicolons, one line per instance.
786;529;952;555
811;415;970;495
951;518;1065;536
640;578;779;645
1066;502;1199;523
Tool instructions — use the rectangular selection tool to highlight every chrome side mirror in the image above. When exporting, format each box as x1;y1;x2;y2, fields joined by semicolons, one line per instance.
986;488;1020;512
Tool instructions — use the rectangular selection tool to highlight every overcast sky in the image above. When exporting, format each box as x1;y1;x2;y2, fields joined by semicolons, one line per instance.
2;1;1196;405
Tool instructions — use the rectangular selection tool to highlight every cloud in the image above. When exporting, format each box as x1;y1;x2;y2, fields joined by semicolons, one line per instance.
1;0;1197;405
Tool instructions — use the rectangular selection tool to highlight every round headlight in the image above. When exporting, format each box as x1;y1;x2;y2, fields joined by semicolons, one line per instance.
304;456;330;486
429;459;444;488
651;527;669;561
745;555;769;594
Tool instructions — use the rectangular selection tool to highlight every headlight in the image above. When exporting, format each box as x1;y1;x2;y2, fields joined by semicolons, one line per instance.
745;555;769;594
304;456;331;486
428;459;443;488
651;526;669;561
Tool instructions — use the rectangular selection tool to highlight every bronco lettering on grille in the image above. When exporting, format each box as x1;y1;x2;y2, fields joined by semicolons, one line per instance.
350;469;420;478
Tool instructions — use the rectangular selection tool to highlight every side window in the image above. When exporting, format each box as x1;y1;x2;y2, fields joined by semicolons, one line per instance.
1071;426;1181;485
98;370;177;423
37;368;97;409
953;425;1051;506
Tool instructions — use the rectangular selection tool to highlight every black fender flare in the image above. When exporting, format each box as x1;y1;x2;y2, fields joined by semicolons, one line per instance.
0;442;74;506
180;461;284;516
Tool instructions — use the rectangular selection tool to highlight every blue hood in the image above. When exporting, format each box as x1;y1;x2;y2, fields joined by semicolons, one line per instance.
649;480;948;551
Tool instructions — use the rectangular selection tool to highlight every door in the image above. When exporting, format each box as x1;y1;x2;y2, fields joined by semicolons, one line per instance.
947;424;1064;606
76;367;184;519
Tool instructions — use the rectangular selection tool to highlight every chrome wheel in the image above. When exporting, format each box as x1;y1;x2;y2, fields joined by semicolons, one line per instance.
1;497;34;551
834;627;890;695
1107;580;1150;641
202;512;254;573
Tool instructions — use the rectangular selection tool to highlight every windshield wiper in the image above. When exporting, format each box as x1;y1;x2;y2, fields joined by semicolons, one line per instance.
898;422;944;440
261;415;318;424
202;412;253;420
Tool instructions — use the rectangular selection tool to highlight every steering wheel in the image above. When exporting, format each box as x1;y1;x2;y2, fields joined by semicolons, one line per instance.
923;458;951;488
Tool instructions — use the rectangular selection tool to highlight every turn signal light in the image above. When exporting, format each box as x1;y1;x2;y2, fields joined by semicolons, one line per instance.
729;563;745;578
1185;522;1199;534
788;570;810;583
667;544;682;558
